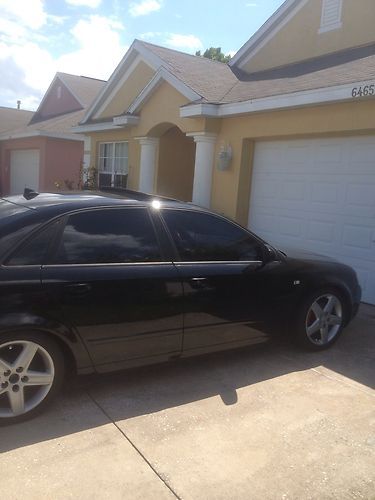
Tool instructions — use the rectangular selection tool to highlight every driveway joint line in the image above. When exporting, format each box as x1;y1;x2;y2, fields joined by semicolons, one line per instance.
86;390;182;500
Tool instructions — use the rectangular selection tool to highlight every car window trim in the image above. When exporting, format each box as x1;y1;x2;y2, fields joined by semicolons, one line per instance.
49;205;167;266
159;207;268;264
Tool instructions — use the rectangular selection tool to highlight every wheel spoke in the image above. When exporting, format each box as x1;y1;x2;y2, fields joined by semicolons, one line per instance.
25;370;54;386
320;325;329;344
0;357;12;373
14;343;38;371
8;388;25;416
311;301;323;319
307;319;321;336
327;315;341;326
0;386;8;397
324;296;338;314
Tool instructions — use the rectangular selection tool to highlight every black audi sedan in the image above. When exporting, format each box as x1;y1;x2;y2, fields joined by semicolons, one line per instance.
0;189;361;424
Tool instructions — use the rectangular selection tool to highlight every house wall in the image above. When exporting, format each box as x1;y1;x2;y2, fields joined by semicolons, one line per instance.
44;138;83;191
97;61;155;120
240;0;375;73
0;137;83;195
157;127;196;201
210;98;375;224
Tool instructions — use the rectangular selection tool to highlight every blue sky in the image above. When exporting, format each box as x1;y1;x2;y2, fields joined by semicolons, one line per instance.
0;0;285;110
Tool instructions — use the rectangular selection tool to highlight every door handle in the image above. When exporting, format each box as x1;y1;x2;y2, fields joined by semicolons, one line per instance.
64;283;92;295
189;277;208;289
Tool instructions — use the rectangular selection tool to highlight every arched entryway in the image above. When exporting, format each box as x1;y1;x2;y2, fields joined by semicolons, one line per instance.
149;123;195;201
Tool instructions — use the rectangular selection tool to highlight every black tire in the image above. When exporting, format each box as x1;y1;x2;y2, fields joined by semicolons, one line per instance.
293;289;347;351
0;332;64;426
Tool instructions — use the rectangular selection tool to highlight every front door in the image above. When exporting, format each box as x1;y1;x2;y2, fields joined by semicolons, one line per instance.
160;209;272;354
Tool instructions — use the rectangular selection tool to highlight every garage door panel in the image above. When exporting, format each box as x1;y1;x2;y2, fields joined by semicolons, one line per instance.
10;150;40;195
249;137;375;305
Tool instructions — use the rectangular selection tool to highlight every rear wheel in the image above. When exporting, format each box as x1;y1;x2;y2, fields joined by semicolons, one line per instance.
295;290;347;350
0;333;64;425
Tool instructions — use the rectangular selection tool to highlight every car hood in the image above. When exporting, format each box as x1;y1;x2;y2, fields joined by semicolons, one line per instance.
278;246;338;263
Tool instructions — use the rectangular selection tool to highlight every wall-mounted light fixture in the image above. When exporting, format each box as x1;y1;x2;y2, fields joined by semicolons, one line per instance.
217;143;232;171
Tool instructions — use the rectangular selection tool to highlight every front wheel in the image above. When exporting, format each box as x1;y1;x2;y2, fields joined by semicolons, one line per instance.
0;333;64;425
294;290;347;350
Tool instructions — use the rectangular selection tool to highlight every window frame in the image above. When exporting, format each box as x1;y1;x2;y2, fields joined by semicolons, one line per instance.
46;206;168;267
97;141;129;189
158;208;267;264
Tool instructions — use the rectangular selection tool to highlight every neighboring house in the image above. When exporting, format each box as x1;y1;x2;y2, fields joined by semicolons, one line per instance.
73;0;375;305
0;72;105;196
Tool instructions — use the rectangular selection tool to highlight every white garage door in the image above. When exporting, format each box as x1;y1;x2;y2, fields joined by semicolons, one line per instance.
248;136;375;305
10;149;40;195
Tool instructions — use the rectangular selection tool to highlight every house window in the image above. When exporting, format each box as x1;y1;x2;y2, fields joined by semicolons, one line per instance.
319;0;343;33
98;142;129;188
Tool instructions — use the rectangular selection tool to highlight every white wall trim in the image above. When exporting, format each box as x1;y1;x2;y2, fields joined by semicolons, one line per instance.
128;67;201;115
230;0;309;70
71;122;124;133
180;80;375;118
113;115;140;126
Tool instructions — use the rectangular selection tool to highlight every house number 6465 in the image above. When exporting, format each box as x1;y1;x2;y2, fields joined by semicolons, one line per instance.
351;85;375;98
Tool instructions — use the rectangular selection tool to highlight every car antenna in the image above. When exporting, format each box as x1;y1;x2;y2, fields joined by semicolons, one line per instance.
23;188;39;200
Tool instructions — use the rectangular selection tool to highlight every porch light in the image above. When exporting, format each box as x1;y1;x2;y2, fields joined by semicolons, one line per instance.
217;144;232;171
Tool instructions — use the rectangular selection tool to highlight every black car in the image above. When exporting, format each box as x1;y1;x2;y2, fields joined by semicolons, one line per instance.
0;189;361;424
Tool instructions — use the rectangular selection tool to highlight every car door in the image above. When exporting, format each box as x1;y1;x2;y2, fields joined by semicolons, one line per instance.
160;209;277;355
41;206;184;371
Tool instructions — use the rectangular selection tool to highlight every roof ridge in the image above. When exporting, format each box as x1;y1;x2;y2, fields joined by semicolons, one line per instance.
0;106;34;112
137;39;230;67
57;71;106;82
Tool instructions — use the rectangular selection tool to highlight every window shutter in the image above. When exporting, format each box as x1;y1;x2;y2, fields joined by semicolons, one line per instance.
320;0;343;32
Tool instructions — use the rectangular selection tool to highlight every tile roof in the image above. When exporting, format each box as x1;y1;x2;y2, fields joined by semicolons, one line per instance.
57;73;106;108
1;109;85;138
138;41;238;103
0;106;34;134
221;43;375;103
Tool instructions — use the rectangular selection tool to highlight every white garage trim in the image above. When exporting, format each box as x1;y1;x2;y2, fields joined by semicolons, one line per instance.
10;149;40;195
248;136;375;305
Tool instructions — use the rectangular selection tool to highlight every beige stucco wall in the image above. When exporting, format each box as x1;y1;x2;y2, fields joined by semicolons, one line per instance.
97;61;155;120
157;127;195;201
241;0;375;73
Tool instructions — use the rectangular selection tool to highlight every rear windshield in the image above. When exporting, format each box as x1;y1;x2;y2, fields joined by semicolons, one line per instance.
0;199;41;258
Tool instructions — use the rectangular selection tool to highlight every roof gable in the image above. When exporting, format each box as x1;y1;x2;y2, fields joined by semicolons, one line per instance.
31;73;105;124
231;0;375;74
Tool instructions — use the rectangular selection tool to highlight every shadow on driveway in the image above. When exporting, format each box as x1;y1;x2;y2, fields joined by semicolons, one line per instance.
0;304;374;453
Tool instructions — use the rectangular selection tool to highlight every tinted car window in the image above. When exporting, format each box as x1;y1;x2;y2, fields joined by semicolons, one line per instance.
6;221;60;266
162;210;263;262
54;208;162;264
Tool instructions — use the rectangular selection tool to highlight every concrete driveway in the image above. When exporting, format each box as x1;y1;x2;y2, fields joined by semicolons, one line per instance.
1;305;374;500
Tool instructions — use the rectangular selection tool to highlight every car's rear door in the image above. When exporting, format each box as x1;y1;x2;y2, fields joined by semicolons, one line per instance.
159;209;273;355
41;206;184;371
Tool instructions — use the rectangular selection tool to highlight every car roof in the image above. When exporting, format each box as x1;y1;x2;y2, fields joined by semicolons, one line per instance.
2;189;204;214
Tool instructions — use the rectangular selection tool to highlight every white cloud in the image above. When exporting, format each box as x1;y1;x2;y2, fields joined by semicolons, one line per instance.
129;0;162;17
0;0;47;29
65;0;102;8
0;6;127;110
164;33;203;52
58;15;126;80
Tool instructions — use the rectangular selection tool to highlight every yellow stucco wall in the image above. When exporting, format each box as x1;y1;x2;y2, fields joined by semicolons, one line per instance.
157;127;195;201
241;0;375;73
211;99;375;223
96;61;155;120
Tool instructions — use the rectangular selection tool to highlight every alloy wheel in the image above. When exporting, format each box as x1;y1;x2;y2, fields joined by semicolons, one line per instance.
0;340;55;418
305;294;343;346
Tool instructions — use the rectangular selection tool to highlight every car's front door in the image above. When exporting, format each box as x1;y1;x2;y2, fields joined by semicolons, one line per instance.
160;209;274;355
41;207;184;371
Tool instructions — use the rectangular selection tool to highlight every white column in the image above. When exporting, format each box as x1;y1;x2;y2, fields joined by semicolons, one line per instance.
188;133;217;207
137;137;159;193
82;136;91;184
